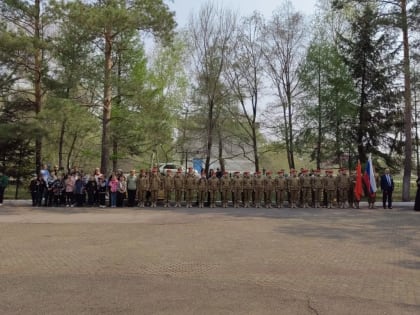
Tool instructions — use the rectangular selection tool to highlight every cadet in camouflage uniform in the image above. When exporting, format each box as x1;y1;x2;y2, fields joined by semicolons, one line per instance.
220;171;231;208
149;168;161;208
231;171;243;208
253;171;264;208
323;169;337;208
184;167;197;208
263;171;274;208
300;169;312;208
197;173;208;208
208;171;220;208
311;169;324;208
336;168;350;208
349;170;357;208
162;169;174;207
136;169;149;207
287;169;300;208
274;170;286;208
242;171;253;208
173;168;184;207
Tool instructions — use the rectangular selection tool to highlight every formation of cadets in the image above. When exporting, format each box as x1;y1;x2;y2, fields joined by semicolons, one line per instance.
28;164;368;209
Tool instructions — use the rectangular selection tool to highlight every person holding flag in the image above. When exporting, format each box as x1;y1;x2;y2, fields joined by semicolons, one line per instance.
353;160;363;209
363;154;377;209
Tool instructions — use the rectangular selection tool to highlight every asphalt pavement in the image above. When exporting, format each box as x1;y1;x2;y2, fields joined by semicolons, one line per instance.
0;201;419;314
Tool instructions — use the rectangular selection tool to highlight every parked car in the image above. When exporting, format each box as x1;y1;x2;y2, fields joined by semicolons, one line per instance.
159;163;185;175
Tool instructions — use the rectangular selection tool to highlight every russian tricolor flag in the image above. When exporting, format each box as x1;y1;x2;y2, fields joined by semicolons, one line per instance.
363;154;377;197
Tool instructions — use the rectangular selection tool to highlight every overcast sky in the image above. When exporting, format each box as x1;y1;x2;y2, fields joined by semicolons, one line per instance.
168;0;318;27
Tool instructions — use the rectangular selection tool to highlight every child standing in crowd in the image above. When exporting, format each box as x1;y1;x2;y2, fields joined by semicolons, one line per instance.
64;174;75;207
108;174;119;208
117;175;127;207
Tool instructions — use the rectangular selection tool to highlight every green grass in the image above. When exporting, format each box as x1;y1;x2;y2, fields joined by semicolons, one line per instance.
382;180;417;202
4;184;31;200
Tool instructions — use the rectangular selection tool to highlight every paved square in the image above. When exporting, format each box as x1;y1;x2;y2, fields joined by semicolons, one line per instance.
0;204;419;314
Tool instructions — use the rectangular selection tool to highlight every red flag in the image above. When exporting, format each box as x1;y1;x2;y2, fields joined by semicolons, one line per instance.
354;160;363;201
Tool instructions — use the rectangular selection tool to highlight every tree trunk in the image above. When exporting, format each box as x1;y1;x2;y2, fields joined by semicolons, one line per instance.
67;133;78;172
34;0;42;174
317;60;322;169
101;30;113;176
58;119;66;169
287;84;295;169
112;139;118;172
401;0;412;201
205;100;214;177
217;129;225;172
253;123;259;172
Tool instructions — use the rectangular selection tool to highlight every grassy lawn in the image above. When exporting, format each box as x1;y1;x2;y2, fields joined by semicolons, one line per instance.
384;179;417;202
4;184;31;200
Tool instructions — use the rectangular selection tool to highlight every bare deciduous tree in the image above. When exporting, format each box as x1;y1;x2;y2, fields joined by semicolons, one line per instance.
263;1;308;170
186;2;237;176
224;12;265;172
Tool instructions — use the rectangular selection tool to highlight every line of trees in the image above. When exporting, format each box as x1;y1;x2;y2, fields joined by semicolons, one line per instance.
1;0;419;200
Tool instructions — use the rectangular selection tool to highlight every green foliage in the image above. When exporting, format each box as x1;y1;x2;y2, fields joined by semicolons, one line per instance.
109;39;187;164
337;3;403;165
0;99;39;178
39;97;100;170
299;41;358;166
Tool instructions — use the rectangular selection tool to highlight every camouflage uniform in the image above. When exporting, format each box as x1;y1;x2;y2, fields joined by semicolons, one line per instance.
163;170;174;207
323;170;336;209
242;172;253;208
231;172;243;208
220;172;231;208
274;170;286;208
253;172;264;208
336;168;350;208
349;170;357;208
208;173;220;208
184;168;197;208
197;175;208;208
136;170;149;207
263;171;274;208
287;169;300;208
149;169;161;208
311;170;324;208
173;169;184;207
300;169;312;208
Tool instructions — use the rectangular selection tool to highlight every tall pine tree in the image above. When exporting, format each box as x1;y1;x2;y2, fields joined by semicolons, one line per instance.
337;3;403;165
